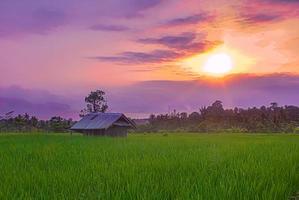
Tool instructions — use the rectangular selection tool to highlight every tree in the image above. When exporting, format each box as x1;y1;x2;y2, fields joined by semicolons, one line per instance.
48;116;72;132
211;100;224;111
270;102;278;110
204;100;224;122
80;90;108;117
189;112;200;120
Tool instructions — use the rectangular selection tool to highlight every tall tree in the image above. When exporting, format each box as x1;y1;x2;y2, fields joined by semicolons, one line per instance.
80;90;108;117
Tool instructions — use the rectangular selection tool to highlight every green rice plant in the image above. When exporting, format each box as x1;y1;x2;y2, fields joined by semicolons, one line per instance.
0;133;299;199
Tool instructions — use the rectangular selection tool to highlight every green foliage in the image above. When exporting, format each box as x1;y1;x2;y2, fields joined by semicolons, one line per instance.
294;127;299;134
48;116;73;132
0;134;299;199
0;114;74;133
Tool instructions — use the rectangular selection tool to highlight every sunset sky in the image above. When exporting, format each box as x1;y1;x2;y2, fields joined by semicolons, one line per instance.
1;0;299;119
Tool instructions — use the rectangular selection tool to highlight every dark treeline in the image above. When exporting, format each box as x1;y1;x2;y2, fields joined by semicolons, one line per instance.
0;113;74;133
137;101;299;133
2;100;299;133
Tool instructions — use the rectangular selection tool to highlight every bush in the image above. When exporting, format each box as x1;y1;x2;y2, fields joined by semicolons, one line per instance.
223;127;248;133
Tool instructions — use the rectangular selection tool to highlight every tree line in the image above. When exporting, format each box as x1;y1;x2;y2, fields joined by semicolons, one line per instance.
138;101;299;133
0;113;74;133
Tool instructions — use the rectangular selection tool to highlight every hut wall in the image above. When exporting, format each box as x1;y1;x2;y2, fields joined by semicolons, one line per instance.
92;129;106;136
78;129;105;136
75;127;127;137
106;126;128;137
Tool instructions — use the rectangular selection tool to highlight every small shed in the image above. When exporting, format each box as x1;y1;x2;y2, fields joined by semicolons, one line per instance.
70;113;136;137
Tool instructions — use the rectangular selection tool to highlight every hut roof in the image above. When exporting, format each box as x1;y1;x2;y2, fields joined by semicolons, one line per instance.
70;113;136;130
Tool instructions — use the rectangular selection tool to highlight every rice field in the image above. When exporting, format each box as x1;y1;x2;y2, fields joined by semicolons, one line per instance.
0;133;299;199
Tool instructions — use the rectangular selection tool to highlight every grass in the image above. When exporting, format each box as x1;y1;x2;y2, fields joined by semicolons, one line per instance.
0;133;299;199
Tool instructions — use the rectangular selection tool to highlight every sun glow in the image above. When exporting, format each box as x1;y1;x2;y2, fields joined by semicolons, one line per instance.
180;45;254;77
203;53;233;75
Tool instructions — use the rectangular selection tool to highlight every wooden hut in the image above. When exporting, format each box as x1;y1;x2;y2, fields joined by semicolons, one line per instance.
70;113;136;137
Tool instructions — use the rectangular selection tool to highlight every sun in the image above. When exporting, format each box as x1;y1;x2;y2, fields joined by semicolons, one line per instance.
180;45;250;76
203;53;233;76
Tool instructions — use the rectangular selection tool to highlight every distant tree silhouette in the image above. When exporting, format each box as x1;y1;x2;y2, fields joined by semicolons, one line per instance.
189;112;200;120
80;90;108;117
0;113;74;133
140;101;299;133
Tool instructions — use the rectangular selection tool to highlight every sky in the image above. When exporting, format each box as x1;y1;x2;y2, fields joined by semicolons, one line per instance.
0;0;299;119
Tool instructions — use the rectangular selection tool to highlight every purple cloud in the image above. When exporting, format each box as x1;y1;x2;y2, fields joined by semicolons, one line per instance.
89;24;129;31
240;13;283;24
31;8;67;33
0;0;163;37
0;6;67;37
163;13;212;26
93;50;180;64
237;0;299;26
0;0;73;37
0;97;74;119
0;86;77;119
138;32;221;52
126;0;163;13
265;0;299;4
138;32;197;49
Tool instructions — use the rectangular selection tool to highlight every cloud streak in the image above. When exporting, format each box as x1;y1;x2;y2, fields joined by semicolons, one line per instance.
163;13;212;26
237;0;299;26
92;50;180;64
264;0;299;4
240;13;283;24
89;24;130;31
138;32;197;49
